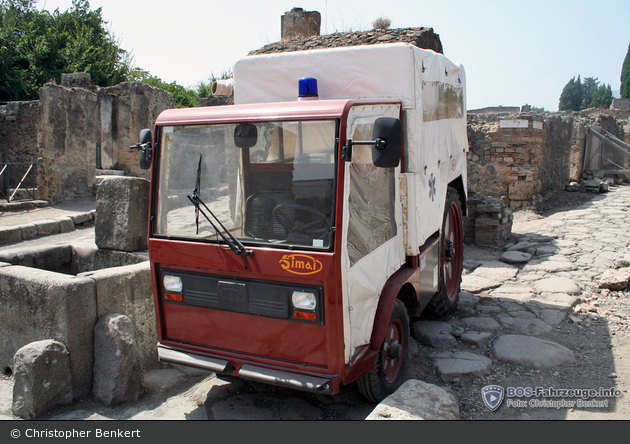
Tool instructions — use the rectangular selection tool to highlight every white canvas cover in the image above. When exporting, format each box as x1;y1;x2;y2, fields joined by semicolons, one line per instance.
234;42;467;246
233;43;468;361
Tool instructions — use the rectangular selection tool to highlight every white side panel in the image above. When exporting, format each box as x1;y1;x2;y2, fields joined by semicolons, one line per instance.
400;172;419;256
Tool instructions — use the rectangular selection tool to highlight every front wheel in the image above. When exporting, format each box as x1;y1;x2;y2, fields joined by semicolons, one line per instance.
357;299;409;403
426;187;463;317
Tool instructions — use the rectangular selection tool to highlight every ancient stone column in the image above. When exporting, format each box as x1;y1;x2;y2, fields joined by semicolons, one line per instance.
281;8;321;41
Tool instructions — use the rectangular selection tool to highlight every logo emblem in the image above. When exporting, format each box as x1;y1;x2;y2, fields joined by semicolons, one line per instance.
481;385;504;411
279;254;323;275
428;173;437;202
451;158;457;171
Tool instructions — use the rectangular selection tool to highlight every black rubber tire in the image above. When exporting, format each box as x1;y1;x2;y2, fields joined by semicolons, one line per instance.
426;187;463;317
357;299;409;403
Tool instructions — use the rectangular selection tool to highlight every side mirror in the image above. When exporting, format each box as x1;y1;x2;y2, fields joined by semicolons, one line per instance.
130;129;153;170
342;117;402;168
234;123;258;149
371;117;402;168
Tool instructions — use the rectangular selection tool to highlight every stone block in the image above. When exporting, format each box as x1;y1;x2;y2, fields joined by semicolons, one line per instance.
434;351;492;382
95;177;150;252
0;266;96;399
411;321;457;349
92;314;145;407
366;380;460;420
55;216;76;233
71;212;93;225
598;267;630;291
78;261;157;370
492;335;575;369
61;72;91;88
0;226;22;244
36;220;60;236
476;218;500;227
12;340;72;419
20;223;38;240
476;203;502;213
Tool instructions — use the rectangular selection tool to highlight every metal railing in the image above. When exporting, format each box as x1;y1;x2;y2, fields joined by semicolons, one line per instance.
0;161;38;202
583;126;630;176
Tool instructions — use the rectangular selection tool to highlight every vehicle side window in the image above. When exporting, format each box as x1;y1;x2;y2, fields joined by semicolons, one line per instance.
346;122;396;266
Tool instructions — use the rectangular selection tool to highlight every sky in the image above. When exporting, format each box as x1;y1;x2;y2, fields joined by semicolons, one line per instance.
37;0;630;112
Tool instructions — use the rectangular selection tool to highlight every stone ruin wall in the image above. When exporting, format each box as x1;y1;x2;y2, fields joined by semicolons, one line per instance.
0;101;39;164
467;109;630;211
250;23;443;56
37;83;100;203
1;76;173;203
0;101;40;193
98;82;174;179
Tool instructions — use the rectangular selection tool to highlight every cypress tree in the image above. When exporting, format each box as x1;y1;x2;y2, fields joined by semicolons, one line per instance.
621;43;630;99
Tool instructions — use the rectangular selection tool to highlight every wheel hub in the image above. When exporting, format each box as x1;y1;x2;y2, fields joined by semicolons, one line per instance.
387;342;402;359
445;239;455;262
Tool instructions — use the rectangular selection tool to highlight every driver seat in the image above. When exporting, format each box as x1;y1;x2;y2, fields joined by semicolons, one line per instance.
244;191;295;239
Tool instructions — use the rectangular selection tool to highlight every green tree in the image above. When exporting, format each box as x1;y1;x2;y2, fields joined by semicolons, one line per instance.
558;75;613;111
621;43;630;99
581;77;599;109
589;83;613;109
0;0;131;101
558;76;583;111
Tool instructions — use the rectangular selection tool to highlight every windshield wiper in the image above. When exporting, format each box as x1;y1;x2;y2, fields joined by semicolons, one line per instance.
187;155;253;264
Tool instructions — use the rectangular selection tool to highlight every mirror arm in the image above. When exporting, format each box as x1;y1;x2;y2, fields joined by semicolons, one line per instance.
342;139;387;162
130;141;151;153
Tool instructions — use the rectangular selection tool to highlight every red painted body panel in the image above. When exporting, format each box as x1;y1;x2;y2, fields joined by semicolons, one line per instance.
151;239;341;370
161;305;328;366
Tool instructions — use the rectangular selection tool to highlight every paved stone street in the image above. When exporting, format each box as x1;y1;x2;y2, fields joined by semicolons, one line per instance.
407;185;630;419
1;186;629;420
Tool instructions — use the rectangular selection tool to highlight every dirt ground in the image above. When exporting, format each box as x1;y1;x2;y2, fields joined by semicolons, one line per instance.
404;189;630;420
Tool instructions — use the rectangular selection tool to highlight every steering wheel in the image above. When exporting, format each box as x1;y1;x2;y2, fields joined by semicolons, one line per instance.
273;203;328;236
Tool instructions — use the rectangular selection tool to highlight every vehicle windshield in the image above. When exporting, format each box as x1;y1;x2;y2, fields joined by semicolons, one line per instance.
155;120;337;250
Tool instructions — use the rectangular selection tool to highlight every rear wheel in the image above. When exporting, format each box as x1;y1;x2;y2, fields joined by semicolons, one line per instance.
426;187;463;317
357;299;409;403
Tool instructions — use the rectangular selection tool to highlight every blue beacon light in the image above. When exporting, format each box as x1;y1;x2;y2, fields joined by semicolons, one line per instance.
298;77;318;99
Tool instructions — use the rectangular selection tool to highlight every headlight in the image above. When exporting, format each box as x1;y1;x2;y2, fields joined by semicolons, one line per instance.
163;275;183;292
292;291;316;311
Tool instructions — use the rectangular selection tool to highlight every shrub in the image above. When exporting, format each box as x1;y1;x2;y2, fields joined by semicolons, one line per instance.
372;16;391;30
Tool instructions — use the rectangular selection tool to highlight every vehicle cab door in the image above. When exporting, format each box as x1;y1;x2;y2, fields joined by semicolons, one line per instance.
340;104;405;363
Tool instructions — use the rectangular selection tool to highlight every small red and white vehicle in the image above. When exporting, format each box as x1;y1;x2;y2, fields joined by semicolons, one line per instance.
136;43;468;401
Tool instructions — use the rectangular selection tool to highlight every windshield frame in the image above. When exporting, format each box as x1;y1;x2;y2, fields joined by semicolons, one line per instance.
151;118;340;252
